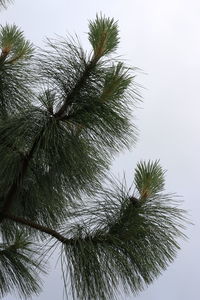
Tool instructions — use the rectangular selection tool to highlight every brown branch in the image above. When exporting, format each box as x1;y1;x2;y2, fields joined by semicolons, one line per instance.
0;128;44;222
2;213;114;245
2;213;126;246
3;213;70;244
54;59;97;120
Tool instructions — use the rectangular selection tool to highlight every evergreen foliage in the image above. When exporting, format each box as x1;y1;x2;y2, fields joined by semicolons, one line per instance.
0;14;187;300
0;0;13;9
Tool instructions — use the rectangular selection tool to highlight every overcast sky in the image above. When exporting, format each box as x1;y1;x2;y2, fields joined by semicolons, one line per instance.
1;0;200;299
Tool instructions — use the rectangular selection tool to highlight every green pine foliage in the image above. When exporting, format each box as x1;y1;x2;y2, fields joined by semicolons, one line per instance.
0;231;44;298
0;15;187;300
0;0;13;9
88;15;119;59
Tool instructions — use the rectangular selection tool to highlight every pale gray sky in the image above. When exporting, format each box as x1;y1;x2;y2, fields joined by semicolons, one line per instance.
1;0;200;299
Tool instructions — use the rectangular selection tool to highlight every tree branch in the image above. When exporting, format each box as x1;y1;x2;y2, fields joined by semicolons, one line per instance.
3;213;69;244
2;213;117;246
0;128;44;222
54;58;97;120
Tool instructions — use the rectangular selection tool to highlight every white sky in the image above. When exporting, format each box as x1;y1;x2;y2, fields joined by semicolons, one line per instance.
1;1;200;299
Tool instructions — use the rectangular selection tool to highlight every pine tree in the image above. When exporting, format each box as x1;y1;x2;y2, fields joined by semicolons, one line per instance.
0;14;187;300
